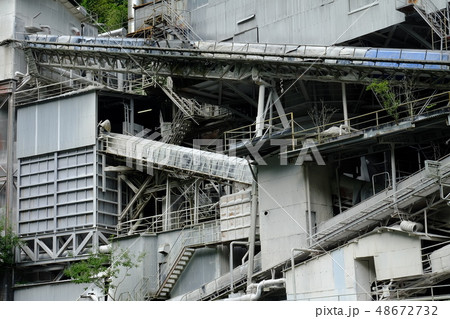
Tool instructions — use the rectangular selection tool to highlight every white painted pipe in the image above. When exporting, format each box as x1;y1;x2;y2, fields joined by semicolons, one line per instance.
255;84;265;137
98;28;127;37
305;165;312;246
342;83;349;128
226;278;286;301
128;0;142;33
98;244;112;254
400;220;423;232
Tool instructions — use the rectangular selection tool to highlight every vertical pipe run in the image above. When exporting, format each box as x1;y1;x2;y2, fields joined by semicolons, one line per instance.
335;166;342;215
255;85;265;137
194;179;199;225
305;165;313;246
6;81;16;232
342;83;349;128
130;98;135;135
390;143;397;208
247;166;258;289
164;177;171;231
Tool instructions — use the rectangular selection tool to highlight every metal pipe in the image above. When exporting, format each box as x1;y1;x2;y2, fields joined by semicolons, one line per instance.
335;166;342;214
98;28;127;37
226;278;286;301
194;179;199;225
305;165;313;246
164;177;171;231
255;84;265;137
128;0;142;33
229;241;249;293
390;143;397;209
290;248;322;300
6;80;16;232
246;166;258;289
400;220;423;232
342;83;349;128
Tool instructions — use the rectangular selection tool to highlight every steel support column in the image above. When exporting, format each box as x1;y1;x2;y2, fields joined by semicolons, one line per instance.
6;80;16;231
255;84;265;137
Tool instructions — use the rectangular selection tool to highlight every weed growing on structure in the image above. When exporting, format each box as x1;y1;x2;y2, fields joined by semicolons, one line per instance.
366;79;401;122
0;218;20;268
64;244;145;301
307;100;337;130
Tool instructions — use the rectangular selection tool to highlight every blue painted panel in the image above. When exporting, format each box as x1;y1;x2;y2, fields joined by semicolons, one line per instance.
362;49;377;66
375;49;400;67
399;50;426;69
425;51;448;70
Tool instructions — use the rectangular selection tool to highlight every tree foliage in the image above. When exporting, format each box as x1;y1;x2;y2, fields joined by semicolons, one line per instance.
0;218;20;268
64;246;145;301
81;0;128;31
366;80;401;121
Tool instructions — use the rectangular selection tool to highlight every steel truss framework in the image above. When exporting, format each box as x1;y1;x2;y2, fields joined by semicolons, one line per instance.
16;40;450;91
8;35;450;299
17;227;114;266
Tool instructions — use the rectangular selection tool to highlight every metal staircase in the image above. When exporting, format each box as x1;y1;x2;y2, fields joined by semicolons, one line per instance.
161;110;193;145
160;84;205;119
150;221;221;300
175;252;263;301
156;247;196;299
397;0;450;49
138;0;201;47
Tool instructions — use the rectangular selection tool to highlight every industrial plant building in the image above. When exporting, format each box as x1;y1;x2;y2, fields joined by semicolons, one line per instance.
1;0;450;301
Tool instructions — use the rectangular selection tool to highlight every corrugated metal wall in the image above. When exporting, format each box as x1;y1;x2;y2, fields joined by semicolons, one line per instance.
187;0;406;45
17;92;97;158
16;92;118;263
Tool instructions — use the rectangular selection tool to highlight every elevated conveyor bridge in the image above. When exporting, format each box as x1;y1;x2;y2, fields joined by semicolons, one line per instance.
311;154;450;250
10;35;450;96
99;132;253;185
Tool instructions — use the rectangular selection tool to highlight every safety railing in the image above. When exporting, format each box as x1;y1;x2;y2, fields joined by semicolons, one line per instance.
178;252;262;301
224;112;299;151
133;0;202;42
117;276;158;301
13;73;156;106
291;91;450;152
309;152;450;248
396;0;450;49
157;221;221;289
293;282;450;301
14;78;102;106
117;202;219;236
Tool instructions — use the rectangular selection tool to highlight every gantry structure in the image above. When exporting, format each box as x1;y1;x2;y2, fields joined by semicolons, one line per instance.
5;0;450;301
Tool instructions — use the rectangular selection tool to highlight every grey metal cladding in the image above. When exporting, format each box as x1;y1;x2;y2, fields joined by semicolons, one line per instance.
17;92;97;158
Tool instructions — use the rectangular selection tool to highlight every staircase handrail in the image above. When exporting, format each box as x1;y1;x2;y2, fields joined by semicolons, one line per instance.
421;0;450;38
158;221;221;289
162;0;203;42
